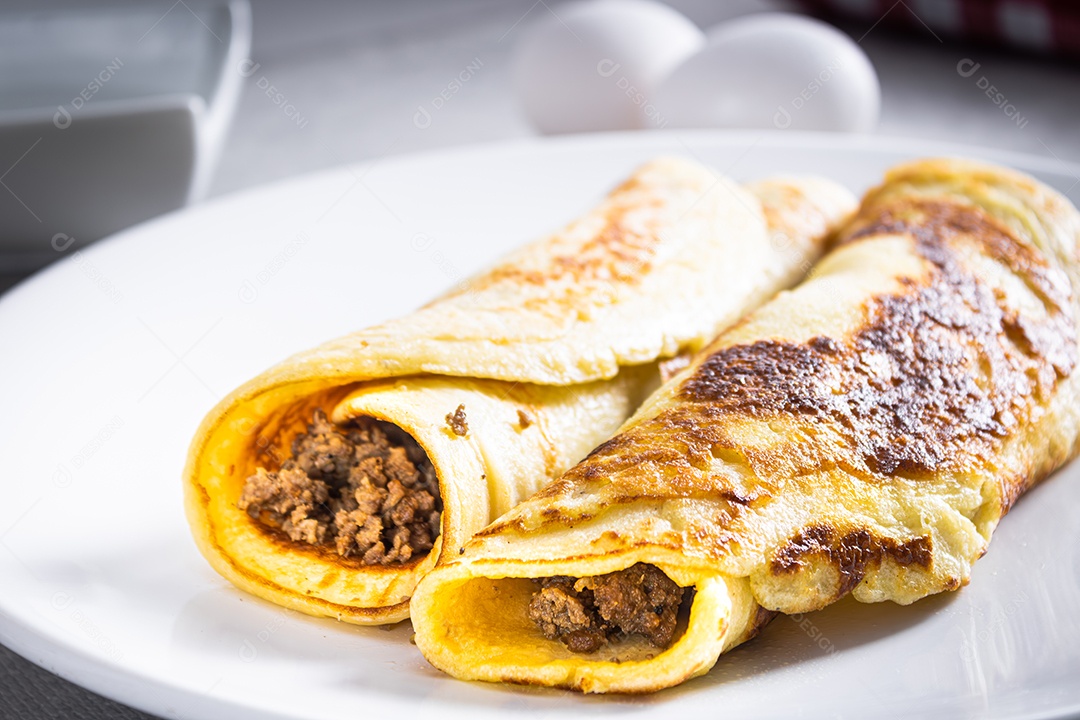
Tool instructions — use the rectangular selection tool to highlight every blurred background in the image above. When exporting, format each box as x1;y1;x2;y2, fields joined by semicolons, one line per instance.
0;0;1078;716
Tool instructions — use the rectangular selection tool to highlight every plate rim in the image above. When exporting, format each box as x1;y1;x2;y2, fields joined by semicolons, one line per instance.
5;128;1079;303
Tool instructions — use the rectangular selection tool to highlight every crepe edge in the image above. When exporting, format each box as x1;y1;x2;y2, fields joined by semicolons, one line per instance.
410;552;765;694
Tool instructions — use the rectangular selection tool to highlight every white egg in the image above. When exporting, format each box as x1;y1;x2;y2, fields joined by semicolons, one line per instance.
654;13;881;132
512;0;704;134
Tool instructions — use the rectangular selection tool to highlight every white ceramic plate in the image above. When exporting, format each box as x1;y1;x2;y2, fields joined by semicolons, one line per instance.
1;131;1079;720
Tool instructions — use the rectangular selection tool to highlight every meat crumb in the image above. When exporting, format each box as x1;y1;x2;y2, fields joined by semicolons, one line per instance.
517;409;533;429
445;404;468;436
238;409;441;565
527;564;685;653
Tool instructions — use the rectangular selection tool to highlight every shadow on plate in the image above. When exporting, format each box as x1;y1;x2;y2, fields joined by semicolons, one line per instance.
170;584;414;663
326;589;955;712
675;590;957;697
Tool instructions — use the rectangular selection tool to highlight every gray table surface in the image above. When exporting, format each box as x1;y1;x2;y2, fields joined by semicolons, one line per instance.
1;0;1079;718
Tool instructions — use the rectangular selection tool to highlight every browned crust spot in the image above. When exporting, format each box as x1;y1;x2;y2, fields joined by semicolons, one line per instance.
486;211;659;287
770;525;933;596
675;199;1076;478
659;352;694;383
438;198;663;306
474;198;1075;601
841;199;1072;318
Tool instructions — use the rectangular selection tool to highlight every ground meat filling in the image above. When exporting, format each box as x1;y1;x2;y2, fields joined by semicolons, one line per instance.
238;410;441;565
527;563;686;654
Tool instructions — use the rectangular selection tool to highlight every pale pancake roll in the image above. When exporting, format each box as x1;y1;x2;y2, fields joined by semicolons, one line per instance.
411;158;1080;691
184;157;856;625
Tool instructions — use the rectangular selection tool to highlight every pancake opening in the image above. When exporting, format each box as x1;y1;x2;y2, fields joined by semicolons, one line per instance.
238;407;442;565
528;564;692;655
410;563;726;693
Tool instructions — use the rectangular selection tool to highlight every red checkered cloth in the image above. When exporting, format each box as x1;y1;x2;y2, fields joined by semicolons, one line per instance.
798;0;1080;59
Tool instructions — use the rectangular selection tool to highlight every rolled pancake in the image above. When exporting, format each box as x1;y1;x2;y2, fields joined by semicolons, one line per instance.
184;157;856;625
411;158;1080;691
